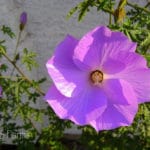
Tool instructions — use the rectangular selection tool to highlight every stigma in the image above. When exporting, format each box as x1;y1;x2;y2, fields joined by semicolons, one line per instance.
90;70;103;85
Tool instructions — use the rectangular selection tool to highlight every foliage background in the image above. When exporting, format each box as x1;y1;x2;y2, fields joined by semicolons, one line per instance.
0;0;150;149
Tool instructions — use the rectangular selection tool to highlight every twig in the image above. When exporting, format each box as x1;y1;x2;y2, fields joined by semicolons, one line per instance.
127;1;150;14
27;117;41;135
11;30;22;76
94;3;114;15
14;30;21;56
1;50;45;96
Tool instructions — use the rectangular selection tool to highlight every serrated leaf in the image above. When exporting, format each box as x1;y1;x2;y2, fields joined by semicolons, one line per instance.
66;6;78;19
143;54;150;67
21;48;39;71
1;25;15;38
141;33;150;48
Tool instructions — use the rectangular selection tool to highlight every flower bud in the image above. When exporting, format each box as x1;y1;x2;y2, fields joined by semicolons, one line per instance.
19;12;27;31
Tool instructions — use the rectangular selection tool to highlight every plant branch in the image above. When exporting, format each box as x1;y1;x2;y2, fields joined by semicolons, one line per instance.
14;30;21;56
127;1;150;14
11;30;22;76
1;50;45;96
94;3;114;15
102;7;114;15
27;117;41;135
16;103;41;135
0;76;22;79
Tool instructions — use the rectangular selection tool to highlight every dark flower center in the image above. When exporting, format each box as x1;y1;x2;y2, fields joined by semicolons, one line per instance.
90;70;103;84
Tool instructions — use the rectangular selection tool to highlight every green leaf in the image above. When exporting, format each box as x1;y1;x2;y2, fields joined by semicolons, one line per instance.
66;6;78;19
143;54;150;67
21;48;39;71
140;33;150;49
1;25;15;38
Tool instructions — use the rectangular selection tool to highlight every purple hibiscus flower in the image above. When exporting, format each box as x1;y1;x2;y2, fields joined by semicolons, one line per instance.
45;26;150;131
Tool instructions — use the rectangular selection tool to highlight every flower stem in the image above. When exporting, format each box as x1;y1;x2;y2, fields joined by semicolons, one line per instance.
11;30;22;76
14;30;21;56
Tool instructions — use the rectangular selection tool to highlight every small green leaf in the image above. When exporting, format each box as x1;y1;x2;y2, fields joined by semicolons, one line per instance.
1;25;15;38
21;48;39;71
66;6;78;19
143;54;150;67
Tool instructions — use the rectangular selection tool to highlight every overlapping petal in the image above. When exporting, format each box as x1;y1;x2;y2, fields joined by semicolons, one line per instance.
90;102;138;131
73;26;137;70
45;84;107;125
111;51;147;71
106;51;150;103
121;69;150;103
101;51;147;77
88;79;138;131
102;57;125;74
46;35;89;97
101;79;137;105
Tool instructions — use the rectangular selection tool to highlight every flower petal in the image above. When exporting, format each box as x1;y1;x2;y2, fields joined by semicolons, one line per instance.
46;35;88;97
45;84;107;125
73;26;136;69
121;69;150;103
114;52;147;71
90;79;138;131
102;57;125;74
102;79;137;105
108;52;150;103
90;102;138;131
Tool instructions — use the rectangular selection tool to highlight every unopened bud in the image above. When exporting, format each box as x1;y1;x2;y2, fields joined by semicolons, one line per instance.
19;12;27;31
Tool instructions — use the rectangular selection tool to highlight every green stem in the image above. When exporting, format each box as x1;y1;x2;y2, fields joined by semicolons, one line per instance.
103;7;114;15
127;1;150;14
94;3;114;15
109;0;112;25
14;30;21;56
11;30;22;76
1;51;45;96
16;102;41;135
145;2;150;8
0;76;22;79
27;117;41;135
